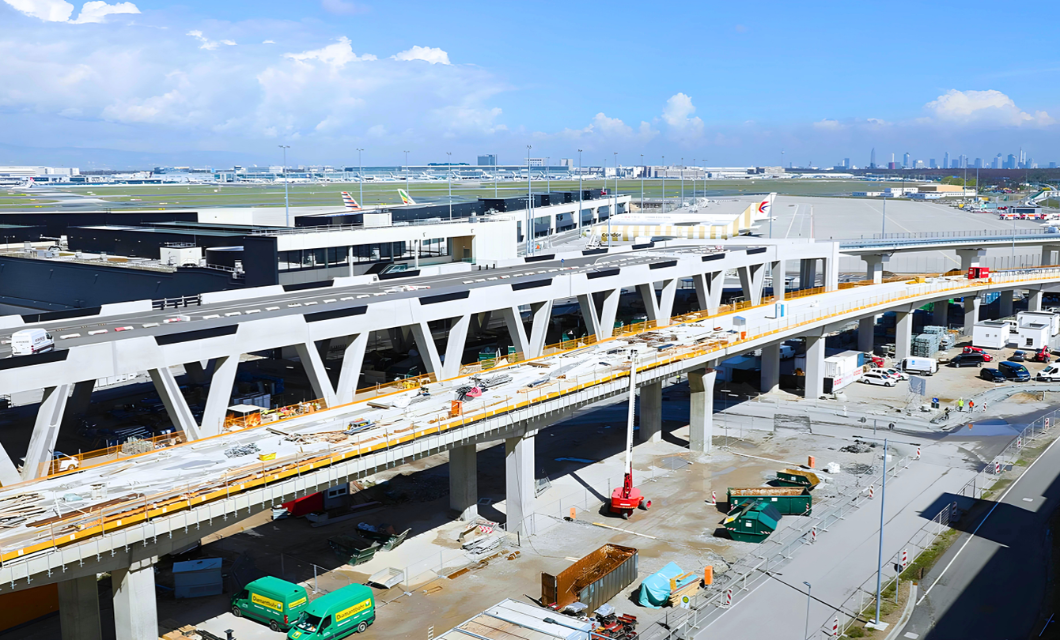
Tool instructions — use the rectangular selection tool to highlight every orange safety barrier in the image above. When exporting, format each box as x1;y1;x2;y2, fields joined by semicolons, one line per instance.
10;268;1060;563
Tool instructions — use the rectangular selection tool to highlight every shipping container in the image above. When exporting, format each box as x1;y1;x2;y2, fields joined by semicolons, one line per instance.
775;468;820;490
541;543;638;612
726;487;812;515
282;492;324;517
723;500;781;543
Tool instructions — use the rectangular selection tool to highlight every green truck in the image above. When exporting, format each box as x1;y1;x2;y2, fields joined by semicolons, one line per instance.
288;583;376;639
231;576;309;632
726;486;813;516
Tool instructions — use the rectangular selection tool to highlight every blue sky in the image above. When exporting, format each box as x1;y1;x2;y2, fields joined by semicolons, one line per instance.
2;0;1059;168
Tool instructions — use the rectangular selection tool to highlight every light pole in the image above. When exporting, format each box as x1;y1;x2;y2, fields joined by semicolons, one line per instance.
446;151;453;220
803;581;812;640
546;156;550;193
882;190;887;237
661;155;666;212
356;148;364;206
610;152;617;247
577;149;583;231
526;145;532;255
680;157;685;208
404;150;410;196
873;438;889;627
278;145;290;227
691;158;696;208
494;153;498;197
640;154;644;211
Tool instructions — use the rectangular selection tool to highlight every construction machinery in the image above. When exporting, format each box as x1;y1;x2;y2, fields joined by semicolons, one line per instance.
610;350;650;519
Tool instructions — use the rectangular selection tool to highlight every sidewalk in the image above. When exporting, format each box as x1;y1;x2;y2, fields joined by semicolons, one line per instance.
696;459;976;639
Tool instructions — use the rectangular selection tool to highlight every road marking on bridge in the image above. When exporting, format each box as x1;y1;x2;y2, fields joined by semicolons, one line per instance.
142;323;159;328
202;314;220;319
60;334;80;339
323;299;337;303
305;301;318;306
225;312;241;317
288;303;301;307
266;306;280;310
245;309;261;314
88;329;107;335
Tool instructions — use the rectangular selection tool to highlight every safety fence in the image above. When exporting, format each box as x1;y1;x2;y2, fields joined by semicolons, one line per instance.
636;453;916;640
10;265;1060;567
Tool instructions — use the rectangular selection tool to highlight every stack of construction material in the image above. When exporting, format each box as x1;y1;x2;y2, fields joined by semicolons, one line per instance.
912;333;941;357
922;325;955;348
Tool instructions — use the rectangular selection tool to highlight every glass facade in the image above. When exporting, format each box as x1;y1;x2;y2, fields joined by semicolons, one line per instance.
278;240;448;272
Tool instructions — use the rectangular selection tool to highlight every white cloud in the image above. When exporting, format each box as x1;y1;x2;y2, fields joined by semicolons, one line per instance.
925;89;1054;127
392;46;450;65
71;0;138;23
285;36;375;68
4;0;137;22
4;0;74;21
812;119;843;131
186;30;236;51
263;40;275;44
661;92;704;136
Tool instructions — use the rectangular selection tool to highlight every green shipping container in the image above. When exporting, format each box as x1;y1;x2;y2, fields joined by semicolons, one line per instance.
723;500;781;543
726;486;812;516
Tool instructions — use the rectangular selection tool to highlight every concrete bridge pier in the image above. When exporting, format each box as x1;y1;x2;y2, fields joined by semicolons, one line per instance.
1042;245;1060;267
863;254;890;284
770;260;786;301
963;296;981;335
933;299;950;328
760;344;780;394
20;384;73;481
895;311;913;361
639;381;663;442
999;289;1014;318
1029;288;1044;312
112;558;157;640
504;430;537;537
804;334;825;399
688;368;716;453
957;248;986;272
58;575;102;640
858;317;875;352
449;444;478;522
799;258;817;289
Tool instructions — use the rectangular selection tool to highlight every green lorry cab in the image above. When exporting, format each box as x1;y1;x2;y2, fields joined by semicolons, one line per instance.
287;583;376;639
231;576;309;632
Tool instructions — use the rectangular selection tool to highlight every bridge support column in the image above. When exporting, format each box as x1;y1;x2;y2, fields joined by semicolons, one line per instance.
858;317;875;353
183;361;209;385
823;245;840;292
1042;245;1060;267
692;271;724;315
335;333;369;404
760;343;780;394
295;342;338;406
737;262;766;306
0;440;19;486
689;369;716;453
956;248;986;272
441;315;472;379
999;290;1014;318
963;296;981;335
1029;289;1044;312
933;299;950;328
638;280;678;325
505;431;536;537
639;381;662;442
59;575;101;640
804;335;825;399
410;321;443;378
21;384;72;481
112;558;156;640
863;254;890;284
578;289;620;341
200;355;239;438
149;368;201;441
449;444;478;522
771;260;786;301
895;311;913;361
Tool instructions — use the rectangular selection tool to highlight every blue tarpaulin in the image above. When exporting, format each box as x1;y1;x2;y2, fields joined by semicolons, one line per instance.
637;561;695;608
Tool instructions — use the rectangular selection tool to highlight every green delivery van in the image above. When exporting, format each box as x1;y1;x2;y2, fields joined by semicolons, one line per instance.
287;583;376;639
231;576;309;632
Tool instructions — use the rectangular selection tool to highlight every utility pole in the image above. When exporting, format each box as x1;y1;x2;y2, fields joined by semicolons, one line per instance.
640;154;644;211
546;156;550;193
680;157;685;208
873;438;889;627
661;155;666;213
610;152;617;247
279;145;290;227
447;151;453;220
404;150;410;196
357;148;364;206
578;149;583;231
527;145;532;256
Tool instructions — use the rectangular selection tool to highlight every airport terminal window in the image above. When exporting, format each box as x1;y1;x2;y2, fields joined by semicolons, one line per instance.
327;247;344;265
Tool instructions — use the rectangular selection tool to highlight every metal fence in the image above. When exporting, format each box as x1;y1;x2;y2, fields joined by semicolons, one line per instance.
636;453;916;640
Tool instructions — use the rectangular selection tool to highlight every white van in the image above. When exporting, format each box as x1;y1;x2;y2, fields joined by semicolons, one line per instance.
1038;364;1060;382
900;357;937;376
11;329;54;356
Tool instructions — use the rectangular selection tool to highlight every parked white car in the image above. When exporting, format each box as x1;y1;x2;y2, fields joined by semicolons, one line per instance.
860;371;897;387
880;368;909;381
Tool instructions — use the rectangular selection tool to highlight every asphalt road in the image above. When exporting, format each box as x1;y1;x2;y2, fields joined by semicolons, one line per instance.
899;408;1060;640
0;246;717;357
